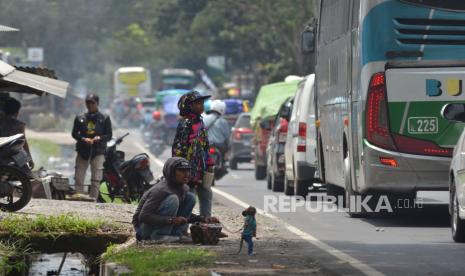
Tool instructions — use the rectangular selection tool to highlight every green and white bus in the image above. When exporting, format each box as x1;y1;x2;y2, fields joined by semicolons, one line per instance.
303;0;465;215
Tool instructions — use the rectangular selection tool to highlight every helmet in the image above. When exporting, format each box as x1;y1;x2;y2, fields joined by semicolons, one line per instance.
152;110;161;120
210;100;226;115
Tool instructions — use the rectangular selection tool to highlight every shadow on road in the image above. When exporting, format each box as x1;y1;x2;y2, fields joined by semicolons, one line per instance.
361;205;450;228
326;240;463;275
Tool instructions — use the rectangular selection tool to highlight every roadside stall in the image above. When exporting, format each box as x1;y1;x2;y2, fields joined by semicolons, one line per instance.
0;60;70;202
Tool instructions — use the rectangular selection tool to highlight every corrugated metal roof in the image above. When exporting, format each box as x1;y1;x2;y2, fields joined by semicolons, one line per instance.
0;60;68;98
0;25;19;32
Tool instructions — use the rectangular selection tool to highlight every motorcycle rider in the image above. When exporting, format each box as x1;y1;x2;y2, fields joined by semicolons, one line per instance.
71;93;112;199
203;100;231;174
151;111;165;131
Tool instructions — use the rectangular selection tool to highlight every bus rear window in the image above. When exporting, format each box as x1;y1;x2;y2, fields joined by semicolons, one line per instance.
400;0;465;11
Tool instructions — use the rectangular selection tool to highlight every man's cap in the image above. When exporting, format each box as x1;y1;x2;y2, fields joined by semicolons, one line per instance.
175;159;192;170
85;93;99;104
184;90;211;104
177;90;211;116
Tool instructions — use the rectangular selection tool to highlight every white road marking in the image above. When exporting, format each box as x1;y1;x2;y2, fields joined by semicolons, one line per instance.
230;173;240;179
212;187;385;276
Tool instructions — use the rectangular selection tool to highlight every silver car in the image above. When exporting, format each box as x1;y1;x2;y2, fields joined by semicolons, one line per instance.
442;103;465;242
229;113;253;170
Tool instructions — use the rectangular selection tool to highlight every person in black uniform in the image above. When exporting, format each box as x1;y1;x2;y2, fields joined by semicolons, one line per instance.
71;93;112;198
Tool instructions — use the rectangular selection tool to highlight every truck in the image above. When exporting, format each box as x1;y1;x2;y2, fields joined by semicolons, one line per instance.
302;0;465;216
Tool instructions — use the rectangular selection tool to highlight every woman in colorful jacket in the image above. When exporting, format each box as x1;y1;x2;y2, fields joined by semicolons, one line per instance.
172;90;214;217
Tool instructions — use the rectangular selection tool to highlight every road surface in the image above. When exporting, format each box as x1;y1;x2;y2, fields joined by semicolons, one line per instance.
122;128;462;276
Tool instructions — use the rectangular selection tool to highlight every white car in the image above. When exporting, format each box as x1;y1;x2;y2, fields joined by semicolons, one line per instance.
442;103;465;242
284;74;318;196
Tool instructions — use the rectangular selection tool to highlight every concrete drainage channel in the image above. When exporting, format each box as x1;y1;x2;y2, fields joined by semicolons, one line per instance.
0;226;131;275
29;253;87;275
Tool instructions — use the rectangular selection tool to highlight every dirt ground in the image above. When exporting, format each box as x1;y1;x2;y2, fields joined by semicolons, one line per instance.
15;197;334;275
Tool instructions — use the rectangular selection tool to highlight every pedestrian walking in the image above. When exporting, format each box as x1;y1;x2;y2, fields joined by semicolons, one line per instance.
71;93;112;199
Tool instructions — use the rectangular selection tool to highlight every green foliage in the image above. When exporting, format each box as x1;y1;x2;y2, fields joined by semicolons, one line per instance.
29;138;62;168
29;138;61;157
0;241;29;274
0;214;116;239
0;0;315;95
103;246;214;275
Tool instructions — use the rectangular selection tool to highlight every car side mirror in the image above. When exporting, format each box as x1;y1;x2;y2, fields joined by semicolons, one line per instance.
301;28;315;54
441;103;465;123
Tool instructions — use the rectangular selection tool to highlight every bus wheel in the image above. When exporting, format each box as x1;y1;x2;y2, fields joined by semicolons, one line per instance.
344;155;367;218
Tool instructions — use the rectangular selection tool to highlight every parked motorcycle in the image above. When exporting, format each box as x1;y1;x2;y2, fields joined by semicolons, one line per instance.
208;144;228;185
98;133;154;203
0;134;33;212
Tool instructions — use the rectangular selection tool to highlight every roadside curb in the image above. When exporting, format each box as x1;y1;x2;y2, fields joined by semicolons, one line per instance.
99;238;136;275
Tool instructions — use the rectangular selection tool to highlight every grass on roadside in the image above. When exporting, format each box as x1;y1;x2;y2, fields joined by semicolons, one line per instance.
0;241;30;274
98;183;139;205
0;214;119;238
103;245;214;275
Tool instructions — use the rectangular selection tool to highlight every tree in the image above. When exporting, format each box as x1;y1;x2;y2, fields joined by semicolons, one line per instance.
0;0;315;93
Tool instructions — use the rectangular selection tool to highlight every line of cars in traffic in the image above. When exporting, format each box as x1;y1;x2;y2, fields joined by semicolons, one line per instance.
232;73;465;244
228;0;465;244
247;75;320;198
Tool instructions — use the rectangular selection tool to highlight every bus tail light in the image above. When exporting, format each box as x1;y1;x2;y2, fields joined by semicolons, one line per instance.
392;134;453;157
365;72;397;151
365;73;452;157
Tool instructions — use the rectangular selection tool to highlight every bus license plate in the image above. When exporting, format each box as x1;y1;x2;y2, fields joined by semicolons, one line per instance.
408;117;438;134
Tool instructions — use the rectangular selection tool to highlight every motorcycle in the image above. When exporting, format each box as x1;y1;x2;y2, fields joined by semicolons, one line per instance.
144;122;167;156
0;134;33;212
98;133;154;203
149;131;165;156
208;144;228;185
